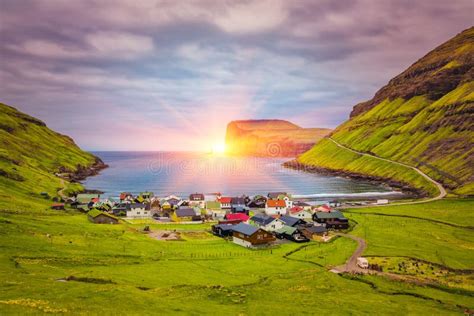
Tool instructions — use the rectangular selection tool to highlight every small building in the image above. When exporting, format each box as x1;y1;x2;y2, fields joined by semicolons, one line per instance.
231;223;275;248
298;225;327;239
315;204;332;213
265;199;287;216
171;207;201;222
250;214;284;232
230;197;246;208
87;209;119;224
225;213;249;223
76;193;100;204
51;203;65;210
280;215;306;227
313;211;349;229
231;205;250;215
288;206;312;220
189;193;205;201
275;225;309;243
218;197;232;209
119;192;133;202
211;223;235;237
293;201;311;211
127;203;151;218
247;195;267;208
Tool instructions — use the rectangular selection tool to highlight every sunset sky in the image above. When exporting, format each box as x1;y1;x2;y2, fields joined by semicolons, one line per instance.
1;0;473;151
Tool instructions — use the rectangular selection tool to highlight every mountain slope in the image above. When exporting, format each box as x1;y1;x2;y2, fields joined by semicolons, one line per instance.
0;102;105;212
294;27;474;196
225;119;331;157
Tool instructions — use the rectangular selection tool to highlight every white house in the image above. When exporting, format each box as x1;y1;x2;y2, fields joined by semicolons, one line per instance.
127;203;151;218
218;197;232;209
250;214;285;232
288;207;313;220
265;199;287;215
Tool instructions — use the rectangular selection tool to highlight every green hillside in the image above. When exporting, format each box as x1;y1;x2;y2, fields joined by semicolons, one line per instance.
297;27;474;196
0;102;101;212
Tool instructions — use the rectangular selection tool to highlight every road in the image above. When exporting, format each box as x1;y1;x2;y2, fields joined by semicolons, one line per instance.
57;178;67;200
331;233;367;274
328;138;447;205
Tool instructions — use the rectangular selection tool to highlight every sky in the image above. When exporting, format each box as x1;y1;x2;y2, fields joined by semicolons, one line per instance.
1;0;473;151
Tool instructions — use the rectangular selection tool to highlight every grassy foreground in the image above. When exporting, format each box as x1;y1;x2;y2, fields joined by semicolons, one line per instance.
1;199;473;314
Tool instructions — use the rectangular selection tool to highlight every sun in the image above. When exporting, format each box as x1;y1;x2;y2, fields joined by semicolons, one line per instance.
211;142;226;154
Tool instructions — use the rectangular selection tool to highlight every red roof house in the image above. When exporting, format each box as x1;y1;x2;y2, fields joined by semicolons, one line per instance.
225;213;249;223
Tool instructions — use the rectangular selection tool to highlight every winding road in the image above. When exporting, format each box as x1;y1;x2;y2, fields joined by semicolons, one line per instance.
328;138;447;204
327;137;448;273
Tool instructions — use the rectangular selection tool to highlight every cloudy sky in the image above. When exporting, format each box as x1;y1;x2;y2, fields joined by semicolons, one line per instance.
1;0;473;151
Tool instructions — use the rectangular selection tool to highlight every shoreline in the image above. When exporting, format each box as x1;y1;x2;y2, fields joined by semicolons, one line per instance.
282;159;426;199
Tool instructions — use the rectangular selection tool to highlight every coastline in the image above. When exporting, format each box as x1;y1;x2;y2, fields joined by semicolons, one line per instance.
282;159;427;199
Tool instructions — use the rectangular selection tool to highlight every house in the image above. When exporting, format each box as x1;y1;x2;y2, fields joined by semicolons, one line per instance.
293;201;312;210
87;209;119;224
112;205;128;217
316;204;332;212
274;226;309;242
313;211;349;229
268;192;287;199
298;224;328;239
280;215;306;227
230;197;246;209
189;193;205;201
140;192;154;200
231;205;250;215
218;197;232;209
265;199;287;215
205;200;226;219
51;203;65;210
211;223;235;237
289;206;312;220
247;195;267;208
171;207;201;222
231;223;275;248
127;203;151;218
224;213;249;223
76;193;100;204
119;192;133;202
250;214;285;232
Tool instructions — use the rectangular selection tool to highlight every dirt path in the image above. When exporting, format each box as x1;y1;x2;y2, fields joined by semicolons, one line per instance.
328;138;446;205
331;233;367;273
57;178;67;200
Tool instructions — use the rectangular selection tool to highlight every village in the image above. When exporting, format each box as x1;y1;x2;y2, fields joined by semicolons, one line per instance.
49;191;383;250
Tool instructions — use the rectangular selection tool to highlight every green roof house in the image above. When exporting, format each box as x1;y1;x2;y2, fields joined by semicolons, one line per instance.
87;209;119;224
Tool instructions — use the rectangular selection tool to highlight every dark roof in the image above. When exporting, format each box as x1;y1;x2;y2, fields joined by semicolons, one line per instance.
268;192;287;199
213;224;235;232
303;225;327;233
314;210;345;219
232;223;259;236
280;215;302;227
88;209;118;220
189;193;205;201
251;214;275;226
232;205;249;212
231;197;246;205
175;207;196;217
130;203;146;209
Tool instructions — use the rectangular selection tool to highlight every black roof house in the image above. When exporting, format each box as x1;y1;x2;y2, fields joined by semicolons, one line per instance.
280;215;306;227
251;214;275;226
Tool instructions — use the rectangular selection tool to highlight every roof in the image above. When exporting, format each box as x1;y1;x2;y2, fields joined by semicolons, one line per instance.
189;193;205;200
51;203;65;207
77;193;100;203
206;201;221;209
289;206;304;214
225;213;249;221
232;205;249;212
87;209;118;220
219;197;232;203
213;224;235;232
232;223;259;236
130;203;146;209
314;210;345;219
317;205;332;212
280;215;301;227
251;214;275;226
175;207;196;217
268;192;287;199
267;199;286;208
120;192;132;199
275;225;297;235
231;197;246;205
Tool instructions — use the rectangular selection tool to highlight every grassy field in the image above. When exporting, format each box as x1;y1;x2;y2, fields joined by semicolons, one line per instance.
1;198;473;314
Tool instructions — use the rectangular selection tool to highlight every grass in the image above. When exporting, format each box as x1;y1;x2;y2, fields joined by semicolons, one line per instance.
1;198;473;314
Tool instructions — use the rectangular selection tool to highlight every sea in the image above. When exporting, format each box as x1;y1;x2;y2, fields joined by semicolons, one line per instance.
83;151;403;200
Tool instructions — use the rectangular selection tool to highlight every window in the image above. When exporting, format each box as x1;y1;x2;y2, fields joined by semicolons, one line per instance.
137;212;140;214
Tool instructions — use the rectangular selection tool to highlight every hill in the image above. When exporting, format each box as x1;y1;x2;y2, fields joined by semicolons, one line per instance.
225;119;331;157
0;102;106;212
292;27;474;197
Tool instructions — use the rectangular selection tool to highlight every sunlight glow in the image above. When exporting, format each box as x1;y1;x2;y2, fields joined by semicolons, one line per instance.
211;142;226;154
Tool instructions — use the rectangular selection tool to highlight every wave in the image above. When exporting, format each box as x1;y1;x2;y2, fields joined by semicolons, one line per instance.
292;191;403;198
